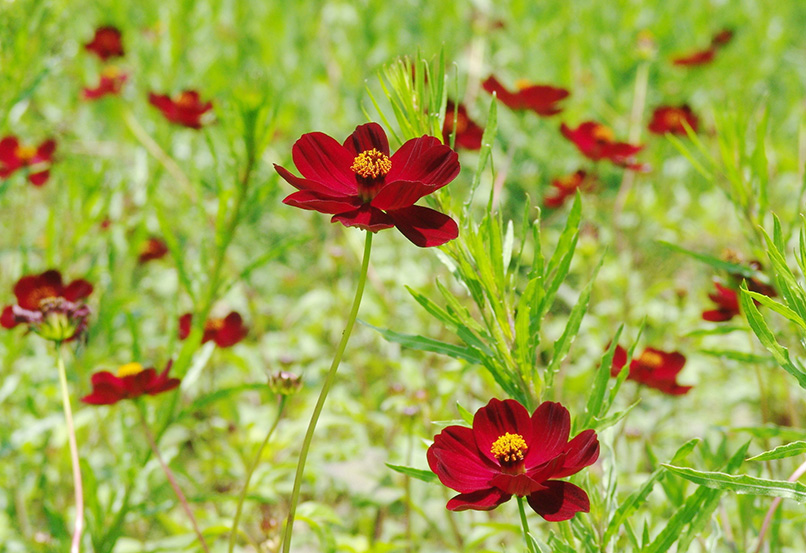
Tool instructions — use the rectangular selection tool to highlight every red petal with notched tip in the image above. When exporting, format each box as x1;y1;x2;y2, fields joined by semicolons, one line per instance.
386;135;459;188
283;189;362;214
527;480;590;521
342;122;390;157
471;398;535;466
386;206;458;247
292;132;357;194
332;204;395;232
428;425;499;493
446;487;511;511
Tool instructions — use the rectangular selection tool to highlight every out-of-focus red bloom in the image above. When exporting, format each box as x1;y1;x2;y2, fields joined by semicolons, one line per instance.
81;361;180;405
85;26;124;60
275;122;460;247
148;90;213;129
702;281;740;322
443;100;483;150
1;270;93;342
427;398;599;521
138;237;169;263
560;122;647;171
611;345;692;395
672;48;716;67
711;29;734;47
648;105;699;135
482;75;569;116
82;66;127;100
0;136;56;186
545;170;595;209
179;311;248;347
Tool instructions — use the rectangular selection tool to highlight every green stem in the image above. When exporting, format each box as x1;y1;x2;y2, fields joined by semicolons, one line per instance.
56;346;84;553
280;230;374;553
517;496;538;553
228;396;287;552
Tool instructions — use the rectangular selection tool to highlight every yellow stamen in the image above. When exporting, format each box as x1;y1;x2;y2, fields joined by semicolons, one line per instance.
515;78;532;90
117;362;144;377
15;145;37;163
350;149;391;180
101;65;121;79
176;91;197;108
639;351;664;368
591;124;614;142
663;109;685;128
490;432;528;465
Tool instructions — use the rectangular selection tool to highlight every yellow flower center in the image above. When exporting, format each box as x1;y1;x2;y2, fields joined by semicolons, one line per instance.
591;124;614;143
117;362;144;377
350;149;391;180
176;92;197;108
639;351;663;368
490;432;528;465
663;109;685;129
15;145;37;163
515;79;532;90
206;318;225;332
101;65;121;79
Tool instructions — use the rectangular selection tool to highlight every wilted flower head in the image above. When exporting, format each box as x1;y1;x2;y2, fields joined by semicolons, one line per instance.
561;122;647;171
85;26;124;60
82;361;180;405
148;90;213;129
179;311;248;348
648;105;699;135
611;345;692;395
443;100;483;151
82;66;127;101
482;75;569;116
427;398;599;521
269;370;303;396
138;237;169;263
1;270;93;342
0;136;56;186
275;122;460;247
544;170;595;209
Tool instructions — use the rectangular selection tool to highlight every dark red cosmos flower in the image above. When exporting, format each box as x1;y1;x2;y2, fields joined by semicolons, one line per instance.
85;26;124;60
702;281;741;322
672;48;716;67
648;105;699;135
148;90;213;129
561;122;647;171
0;136;56;186
482;75;569;116
275;122;460;247
427;398;599;521
81;361;180;405
711;29;734;47
611;345;692;395
138;237;169;263
545;170;595;209
178;311;248;347
82;66;127;100
1;270;93;342
443;100;483;151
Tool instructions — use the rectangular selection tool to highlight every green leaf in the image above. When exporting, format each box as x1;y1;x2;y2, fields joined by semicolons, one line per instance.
386;463;438;484
747;441;806;462
656;241;757;277
580;325;623;431
743;289;806;331
663;464;806;502
362;321;483;364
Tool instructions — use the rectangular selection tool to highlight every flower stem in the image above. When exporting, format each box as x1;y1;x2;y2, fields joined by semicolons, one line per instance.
228;396;287;553
754;457;806;553
517;496;538;553
56;345;84;553
136;404;210;553
280;230;374;553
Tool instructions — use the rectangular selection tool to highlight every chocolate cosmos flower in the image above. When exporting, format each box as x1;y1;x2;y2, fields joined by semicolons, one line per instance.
702;281;740;322
83;67;128;100
428;398;599;521
178;311;248;348
148;90;213;129
82;361;180;405
138;237;169;263
443;101;483;151
611;345;692;396
85;26;124;60
482;76;569;116
648;105;699;135
275;122;460;247
0;136;56;186
544;170;595;209
561;122;647;171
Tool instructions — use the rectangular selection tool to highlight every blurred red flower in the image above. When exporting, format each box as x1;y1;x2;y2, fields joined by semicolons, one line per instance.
1;270;93;342
82;67;127;100
672;48;716;67
648;105;699;135
482;75;569;116
85;26;124;60
82;361;180;405
427;398;599;521
443;100;483;150
544;170;595;208
138;237;169;263
0;136;56;186
561;122;647;170
275;122;460;247
611;345;692;395
702;281;740;322
711;29;734;47
179;311;248;348
148;90;213;129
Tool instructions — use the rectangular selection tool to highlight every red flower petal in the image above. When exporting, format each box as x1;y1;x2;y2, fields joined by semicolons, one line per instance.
63;279;93;302
35;139;56;160
489;472;547;496
526;402;571;465
0;136;19;164
428;426;499;493
386;205;458;247
214;311;248;347
370;181;440;211
28;170;50;186
387;135;460;188
178;313;192;340
446;487;511;511
472;398;535;466
342;122;390;157
331;204;395;232
283;189;362;214
526;481;590;521
274;164;355;196
148;93;173;112
292;132;357;194
1;305;17;328
553;429;600;478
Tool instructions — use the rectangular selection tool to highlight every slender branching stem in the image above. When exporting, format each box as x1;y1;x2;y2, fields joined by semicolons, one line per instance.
754;457;806;553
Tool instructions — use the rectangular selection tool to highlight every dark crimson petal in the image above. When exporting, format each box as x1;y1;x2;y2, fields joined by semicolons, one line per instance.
36;139;56;160
283;189;362;214
148;93;173;112
386;205;458;247
1;305;18;328
482;76;522;109
387;136;460;187
673;48;716;66
0;136;19;164
129;368;160;397
553;429;600;478
526;480;590;522
214;312;248;347
274;164;356;196
455;122;484;151
292;132;357;193
63;279;93;302
428;425;498;493
472;398;534;466
370;181;439;211
610;345;628;376
446;488;511;512
331;205;395;232
28;170;50;186
343;122;389;156
489;472;547;496
178;313;192;340
702;309;735;322
81;383;125;405
603;142;644;159
526;401;571;466
644;348;686;379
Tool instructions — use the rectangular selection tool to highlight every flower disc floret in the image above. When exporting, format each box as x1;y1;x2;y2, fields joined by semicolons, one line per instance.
491;432;528;466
